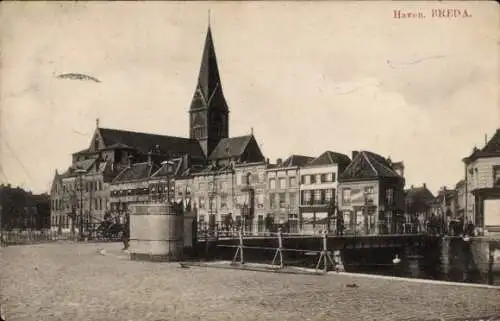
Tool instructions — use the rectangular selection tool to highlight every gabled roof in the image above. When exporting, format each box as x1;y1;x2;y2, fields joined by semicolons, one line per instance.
464;128;500;163
435;188;456;204
339;151;402;181
281;155;315;167
97;128;205;161
208;135;253;160
190;25;228;113
113;162;159;183
405;185;435;204
307;151;351;167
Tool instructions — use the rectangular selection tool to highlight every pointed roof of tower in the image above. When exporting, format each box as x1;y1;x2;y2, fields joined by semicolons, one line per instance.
190;25;228;112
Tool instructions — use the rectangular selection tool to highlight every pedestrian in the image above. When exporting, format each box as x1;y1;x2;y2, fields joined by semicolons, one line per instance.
465;220;475;237
122;213;130;251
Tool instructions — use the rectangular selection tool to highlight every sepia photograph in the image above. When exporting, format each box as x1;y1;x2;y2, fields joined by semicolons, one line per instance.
0;1;499;320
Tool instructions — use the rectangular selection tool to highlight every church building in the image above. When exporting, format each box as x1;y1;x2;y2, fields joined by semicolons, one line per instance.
49;23;266;233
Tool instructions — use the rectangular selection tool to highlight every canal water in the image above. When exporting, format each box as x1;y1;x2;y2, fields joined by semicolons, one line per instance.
201;237;500;286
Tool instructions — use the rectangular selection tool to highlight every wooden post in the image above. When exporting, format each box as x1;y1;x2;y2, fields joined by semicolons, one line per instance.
323;230;328;273
315;230;335;274
232;227;245;265
272;227;284;268
239;227;244;264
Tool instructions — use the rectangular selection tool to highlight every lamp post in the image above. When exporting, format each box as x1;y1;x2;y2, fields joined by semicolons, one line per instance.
161;160;175;204
363;191;369;235
75;168;87;240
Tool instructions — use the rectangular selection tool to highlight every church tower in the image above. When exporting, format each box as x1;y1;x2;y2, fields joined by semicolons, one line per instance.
189;22;229;159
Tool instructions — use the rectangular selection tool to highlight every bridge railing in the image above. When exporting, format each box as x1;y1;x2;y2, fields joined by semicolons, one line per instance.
213;228;345;274
196;220;425;240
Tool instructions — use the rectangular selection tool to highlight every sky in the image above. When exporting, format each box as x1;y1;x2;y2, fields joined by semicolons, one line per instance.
0;1;498;195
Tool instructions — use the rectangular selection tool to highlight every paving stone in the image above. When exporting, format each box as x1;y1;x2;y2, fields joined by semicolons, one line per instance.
1;243;499;321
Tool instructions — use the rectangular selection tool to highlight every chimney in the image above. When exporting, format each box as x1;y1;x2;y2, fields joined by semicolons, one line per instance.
423;183;426;188
410;184;414;189
276;158;283;166
266;158;270;165
485;134;488;146
352;151;359;160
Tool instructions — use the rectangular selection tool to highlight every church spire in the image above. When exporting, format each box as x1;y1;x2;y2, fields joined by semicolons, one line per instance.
190;21;228;112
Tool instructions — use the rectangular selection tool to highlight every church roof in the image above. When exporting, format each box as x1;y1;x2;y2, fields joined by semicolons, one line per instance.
97;128;205;161
190;25;228;112
307;151;351;167
208;135;253;160
464;128;500;164
281;155;315;167
339;151;402;181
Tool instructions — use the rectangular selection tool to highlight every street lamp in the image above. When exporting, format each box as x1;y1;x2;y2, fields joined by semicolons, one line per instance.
75;168;87;240
363;191;369;235
161;160;175;204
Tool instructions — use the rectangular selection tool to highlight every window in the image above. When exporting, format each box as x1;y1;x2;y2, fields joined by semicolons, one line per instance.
279;193;286;208
289;176;296;186
386;188;394;205
311;175;316;184
220;195;228;209
313;189;322;204
342;188;351;204
220;181;228;191
209;198;216;212
289;192;296;206
302;175;311;185
315;174;322;184
247;173;254;185
364;186;375;202
303;190;311;204
236;174;242;186
494;166;500;186
199;197;206;209
269;178;276;190
279;178;286;189
258;215;264;232
256;194;264;208
269;193;277;209
325;189;333;202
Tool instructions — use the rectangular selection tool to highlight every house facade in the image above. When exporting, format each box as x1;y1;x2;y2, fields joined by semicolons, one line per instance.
266;155;314;233
338;151;405;235
463;129;500;235
299;151;351;234
404;183;435;233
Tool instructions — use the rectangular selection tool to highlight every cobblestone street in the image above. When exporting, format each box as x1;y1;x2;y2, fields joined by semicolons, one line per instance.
1;242;500;321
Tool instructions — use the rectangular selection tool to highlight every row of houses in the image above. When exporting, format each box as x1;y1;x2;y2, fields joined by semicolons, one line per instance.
50;133;407;236
403;129;500;236
0;184;50;231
